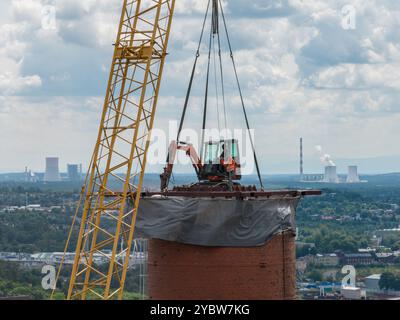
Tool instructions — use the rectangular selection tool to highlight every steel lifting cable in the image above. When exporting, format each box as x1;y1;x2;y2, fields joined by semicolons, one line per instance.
213;34;221;133
176;0;211;143
219;0;265;190
165;0;212;189
212;0;219;35
199;18;214;162
216;17;228;131
201;0;221;159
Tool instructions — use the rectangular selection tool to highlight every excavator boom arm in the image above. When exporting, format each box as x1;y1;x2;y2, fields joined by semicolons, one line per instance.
161;141;203;190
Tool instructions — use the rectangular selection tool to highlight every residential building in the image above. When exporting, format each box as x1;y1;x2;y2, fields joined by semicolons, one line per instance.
374;253;396;264
365;274;400;296
341;286;366;300
375;228;400;240
313;253;340;267
365;274;381;293
340;253;375;265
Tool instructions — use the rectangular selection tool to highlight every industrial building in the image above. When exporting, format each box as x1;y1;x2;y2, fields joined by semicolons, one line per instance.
67;164;82;181
44;157;61;182
301;174;325;182
299;139;366;184
24;166;38;183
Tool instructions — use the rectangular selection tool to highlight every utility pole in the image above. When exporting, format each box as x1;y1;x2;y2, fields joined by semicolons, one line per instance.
300;137;304;181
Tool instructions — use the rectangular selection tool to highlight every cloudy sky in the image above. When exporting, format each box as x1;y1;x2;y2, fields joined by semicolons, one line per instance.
0;0;400;174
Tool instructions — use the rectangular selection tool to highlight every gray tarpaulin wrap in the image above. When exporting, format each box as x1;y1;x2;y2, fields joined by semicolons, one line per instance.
135;196;300;247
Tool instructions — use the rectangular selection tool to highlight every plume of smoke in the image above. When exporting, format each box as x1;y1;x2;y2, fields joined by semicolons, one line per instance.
315;145;336;166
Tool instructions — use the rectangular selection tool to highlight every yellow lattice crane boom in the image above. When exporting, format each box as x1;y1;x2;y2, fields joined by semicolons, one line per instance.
62;0;175;300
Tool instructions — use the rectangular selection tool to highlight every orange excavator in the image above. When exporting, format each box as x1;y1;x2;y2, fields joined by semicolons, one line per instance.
160;139;242;191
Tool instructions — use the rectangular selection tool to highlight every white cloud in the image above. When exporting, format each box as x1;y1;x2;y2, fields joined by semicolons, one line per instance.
0;22;42;94
0;73;41;95
306;63;400;90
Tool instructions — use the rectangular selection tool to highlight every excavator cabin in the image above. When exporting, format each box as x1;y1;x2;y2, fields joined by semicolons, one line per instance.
200;139;241;181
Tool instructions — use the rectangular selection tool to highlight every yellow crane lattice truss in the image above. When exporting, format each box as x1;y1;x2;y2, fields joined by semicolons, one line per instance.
65;0;175;300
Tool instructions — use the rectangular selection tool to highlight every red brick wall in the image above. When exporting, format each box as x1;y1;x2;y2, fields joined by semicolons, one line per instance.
147;232;296;300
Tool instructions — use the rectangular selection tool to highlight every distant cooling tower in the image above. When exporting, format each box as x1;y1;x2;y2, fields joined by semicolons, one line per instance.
44;157;61;182
324;166;339;183
346;166;360;183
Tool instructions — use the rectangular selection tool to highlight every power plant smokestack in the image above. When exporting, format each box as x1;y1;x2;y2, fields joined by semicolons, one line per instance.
324;166;339;183
347;166;360;183
300;138;303;181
